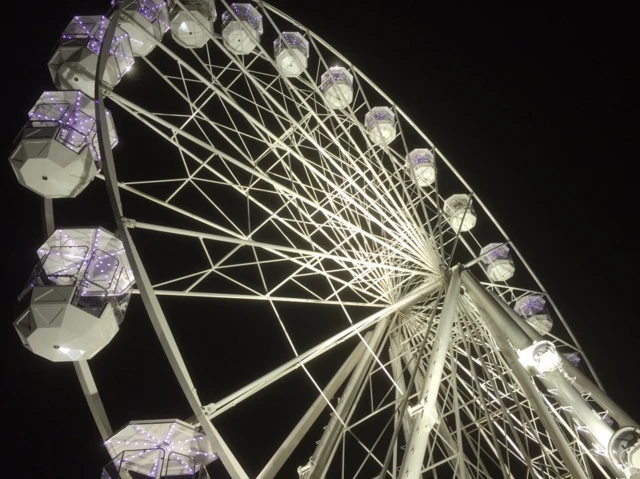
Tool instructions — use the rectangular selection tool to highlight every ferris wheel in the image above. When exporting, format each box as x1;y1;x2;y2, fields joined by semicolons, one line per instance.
8;1;640;478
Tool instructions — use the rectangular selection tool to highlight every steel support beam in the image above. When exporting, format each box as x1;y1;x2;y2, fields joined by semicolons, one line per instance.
491;289;640;430
477;304;590;479
398;267;461;479
129;221;418;277
389;334;412;444
41;198;55;238
460;271;531;349
257;334;371;479
465;272;628;476
541;371;622;475
395;332;472;479
461;271;590;479
304;317;392;479
95;10;248;479
389;336;411;477
73;360;113;440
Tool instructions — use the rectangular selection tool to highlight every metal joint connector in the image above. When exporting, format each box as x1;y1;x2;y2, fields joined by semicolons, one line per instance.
122;217;137;228
297;460;314;477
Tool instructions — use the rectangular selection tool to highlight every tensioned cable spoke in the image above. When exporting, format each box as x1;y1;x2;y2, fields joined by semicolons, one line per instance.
108;91;429;271
139;37;436;266
130;221;424;277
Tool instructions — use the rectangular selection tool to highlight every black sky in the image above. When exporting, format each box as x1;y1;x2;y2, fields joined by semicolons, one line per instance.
1;1;638;478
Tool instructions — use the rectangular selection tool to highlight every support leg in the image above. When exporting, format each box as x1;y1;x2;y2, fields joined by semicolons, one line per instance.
461;271;591;479
491;289;639;430
398;267;461;479
257;334;371;479
302;317;391;479
396;328;472;479
389;334;412;444
464;272;630;476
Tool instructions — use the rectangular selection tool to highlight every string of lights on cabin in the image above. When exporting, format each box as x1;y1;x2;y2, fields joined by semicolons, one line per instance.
14;227;134;362
104;420;217;477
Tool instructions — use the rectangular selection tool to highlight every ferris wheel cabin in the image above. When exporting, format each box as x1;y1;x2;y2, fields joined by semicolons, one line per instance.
479;243;515;282
320;66;354;110
444;194;476;232
14;228;135;362
274;32;309;78
365;106;397;145
112;0;170;57
102;420;218;477
408;148;436;187
221;3;263;55
170;0;216;49
514;294;553;334
9;91;118;198
48;16;134;98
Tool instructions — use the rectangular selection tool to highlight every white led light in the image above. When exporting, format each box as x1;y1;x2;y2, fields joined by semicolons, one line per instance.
518;341;561;375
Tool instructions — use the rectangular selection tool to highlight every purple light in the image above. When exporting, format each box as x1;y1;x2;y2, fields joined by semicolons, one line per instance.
408;149;434;167
563;352;581;367
26;90;117;159
480;243;511;264
365;107;395;129
56;15;135;81
274;32;309;57
222;3;264;34
320;67;354;92
514;295;547;318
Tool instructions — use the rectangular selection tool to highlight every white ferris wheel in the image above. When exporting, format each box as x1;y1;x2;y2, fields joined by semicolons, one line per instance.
8;1;640;478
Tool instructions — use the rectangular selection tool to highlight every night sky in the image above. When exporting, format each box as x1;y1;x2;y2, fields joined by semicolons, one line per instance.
2;1;638;478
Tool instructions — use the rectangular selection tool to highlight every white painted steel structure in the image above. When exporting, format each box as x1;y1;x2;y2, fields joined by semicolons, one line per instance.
8;1;640;478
